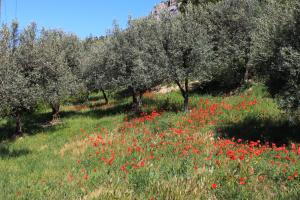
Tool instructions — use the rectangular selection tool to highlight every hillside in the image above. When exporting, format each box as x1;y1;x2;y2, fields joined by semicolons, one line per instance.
0;85;299;200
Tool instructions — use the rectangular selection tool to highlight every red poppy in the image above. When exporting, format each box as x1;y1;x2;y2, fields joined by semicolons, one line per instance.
211;183;217;189
239;177;246;185
83;174;88;180
294;171;298;178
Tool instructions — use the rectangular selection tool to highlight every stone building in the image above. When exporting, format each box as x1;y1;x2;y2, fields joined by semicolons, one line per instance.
151;0;179;16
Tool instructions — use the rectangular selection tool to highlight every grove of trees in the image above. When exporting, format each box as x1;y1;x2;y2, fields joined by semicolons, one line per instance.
0;0;299;135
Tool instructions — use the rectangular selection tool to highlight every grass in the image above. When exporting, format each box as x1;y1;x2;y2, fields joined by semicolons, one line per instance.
0;83;299;200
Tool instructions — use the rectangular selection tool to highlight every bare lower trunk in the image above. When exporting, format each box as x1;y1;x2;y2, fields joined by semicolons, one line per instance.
243;63;251;84
176;78;189;112
101;88;108;104
243;38;252;84
15;112;22;136
51;103;60;121
183;93;189;112
131;88;143;114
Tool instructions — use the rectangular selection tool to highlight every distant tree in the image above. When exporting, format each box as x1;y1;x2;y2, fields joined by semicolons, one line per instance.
108;17;167;113
251;0;300;113
0;22;40;135
38;29;78;121
205;0;263;88
82;37;110;104
62;34;82;79
158;5;215;111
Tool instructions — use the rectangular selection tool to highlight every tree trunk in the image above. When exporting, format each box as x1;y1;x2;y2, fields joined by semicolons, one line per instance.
101;88;108;104
51;103;60;121
243;37;252;84
175;78;189;112
183;92;189;112
244;66;250;82
15;112;23;136
131;88;142;114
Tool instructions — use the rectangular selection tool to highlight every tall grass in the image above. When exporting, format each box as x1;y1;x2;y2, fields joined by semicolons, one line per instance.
0;84;299;200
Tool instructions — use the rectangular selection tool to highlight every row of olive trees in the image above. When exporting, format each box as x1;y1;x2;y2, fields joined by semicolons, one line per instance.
83;0;300;115
83;0;264;113
251;0;300;114
83;5;217;113
0;22;82;135
1;0;299;135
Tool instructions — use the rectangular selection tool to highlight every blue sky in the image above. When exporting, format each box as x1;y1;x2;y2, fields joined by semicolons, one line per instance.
0;0;162;38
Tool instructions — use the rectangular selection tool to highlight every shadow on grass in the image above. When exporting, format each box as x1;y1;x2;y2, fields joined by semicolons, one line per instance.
142;97;182;113
60;102;131;119
0;101;133;143
217;116;300;145
190;80;240;96
0;145;31;158
0;112;55;142
66;93;105;106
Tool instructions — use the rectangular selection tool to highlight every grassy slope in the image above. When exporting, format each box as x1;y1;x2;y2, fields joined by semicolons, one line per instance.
0;84;299;200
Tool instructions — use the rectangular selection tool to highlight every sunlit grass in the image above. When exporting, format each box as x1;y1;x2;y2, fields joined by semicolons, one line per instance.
0;84;299;200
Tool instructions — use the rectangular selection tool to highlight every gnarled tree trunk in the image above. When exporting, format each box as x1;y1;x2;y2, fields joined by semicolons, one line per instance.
176;78;189;112
243;37;252;84
15;112;23;136
51;103;60;121
100;88;108;105
131;87;143;114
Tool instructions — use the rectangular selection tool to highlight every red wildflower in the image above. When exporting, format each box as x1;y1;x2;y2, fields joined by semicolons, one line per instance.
294;171;298;178
83;173;89;180
67;173;73;182
211;183;217;189
108;151;115;165
239;177;246;185
139;160;145;167
120;164;128;174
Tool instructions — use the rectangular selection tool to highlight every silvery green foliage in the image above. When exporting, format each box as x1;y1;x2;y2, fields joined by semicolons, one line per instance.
16;22;42;86
158;4;214;110
0;22;41;134
205;0;262;87
251;0;300;111
38;29;78;117
62;34;83;80
108;17;168;106
82;37;112;93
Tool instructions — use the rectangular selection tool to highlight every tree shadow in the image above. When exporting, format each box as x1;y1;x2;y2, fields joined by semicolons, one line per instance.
0;145;31;158
216;116;300;145
190;80;241;97
142;97;181;113
60;102;131;119
114;88;132;101
66;93;105;106
0;111;64;143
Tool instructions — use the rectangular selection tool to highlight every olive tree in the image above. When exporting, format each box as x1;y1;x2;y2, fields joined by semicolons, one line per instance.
38;29;78;121
251;0;300;113
108;17;167;113
205;0;263;88
0;22;40;135
158;5;215;111
82;37;110;104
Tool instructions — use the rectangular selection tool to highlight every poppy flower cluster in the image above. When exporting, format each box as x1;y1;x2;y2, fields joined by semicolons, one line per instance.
68;94;299;195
